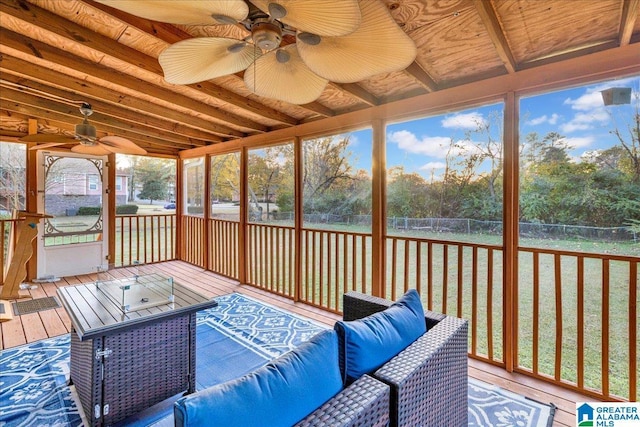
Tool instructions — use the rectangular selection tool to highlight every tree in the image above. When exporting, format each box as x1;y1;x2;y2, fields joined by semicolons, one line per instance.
303;136;355;213
138;179;166;204
387;167;429;217
134;157;175;204
210;153;240;202
608;92;640;182
248;146;288;220
0;142;26;215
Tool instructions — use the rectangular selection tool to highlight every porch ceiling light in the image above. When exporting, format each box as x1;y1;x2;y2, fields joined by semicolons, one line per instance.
600;87;632;105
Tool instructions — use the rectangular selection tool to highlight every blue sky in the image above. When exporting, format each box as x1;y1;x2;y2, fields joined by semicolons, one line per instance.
346;75;639;179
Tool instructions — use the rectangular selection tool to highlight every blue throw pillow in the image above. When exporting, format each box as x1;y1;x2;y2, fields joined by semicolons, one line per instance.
174;329;342;427
334;289;426;383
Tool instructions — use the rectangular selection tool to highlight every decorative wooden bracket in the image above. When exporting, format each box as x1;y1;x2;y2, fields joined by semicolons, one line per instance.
0;211;52;322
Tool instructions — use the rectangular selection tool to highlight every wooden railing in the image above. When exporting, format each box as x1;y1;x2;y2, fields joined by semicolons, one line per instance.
300;228;372;313
236;225;638;400
385;236;504;364
181;215;205;268
115;214;176;267
384;235;637;401
246;223;295;297
517;247;637;401
208;219;239;279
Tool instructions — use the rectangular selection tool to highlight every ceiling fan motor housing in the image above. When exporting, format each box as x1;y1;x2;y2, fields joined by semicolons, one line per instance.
252;20;282;51
75;122;97;142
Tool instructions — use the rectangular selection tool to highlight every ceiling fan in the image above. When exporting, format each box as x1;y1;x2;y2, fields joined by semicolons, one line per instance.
95;0;417;104
20;103;147;156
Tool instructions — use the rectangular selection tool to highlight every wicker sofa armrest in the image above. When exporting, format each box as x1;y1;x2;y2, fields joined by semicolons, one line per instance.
343;291;445;329
295;375;390;427
374;316;468;427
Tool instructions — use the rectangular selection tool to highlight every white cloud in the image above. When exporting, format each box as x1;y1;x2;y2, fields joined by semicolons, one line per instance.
560;109;609;133
526;113;560;126
420;162;446;170
441;112;486;130
563;91;604;111
387;130;451;157
563;136;595;149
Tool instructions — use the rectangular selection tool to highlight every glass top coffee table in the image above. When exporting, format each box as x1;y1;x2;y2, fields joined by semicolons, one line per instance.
57;271;217;427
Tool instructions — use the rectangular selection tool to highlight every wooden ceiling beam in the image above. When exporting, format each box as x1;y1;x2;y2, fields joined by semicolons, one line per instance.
82;0;302;125
619;0;640;46
473;0;517;73
0;29;260;135
404;62;439;92
0;100;186;155
3;0;297;127
0;55;234;140
0;90;204;149
518;40;620;70
331;83;379;106
298;101;336;118
0;71;222;144
0;101;183;156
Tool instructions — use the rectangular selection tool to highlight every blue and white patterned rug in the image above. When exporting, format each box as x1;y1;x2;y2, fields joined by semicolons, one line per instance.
468;378;555;427
1;292;554;427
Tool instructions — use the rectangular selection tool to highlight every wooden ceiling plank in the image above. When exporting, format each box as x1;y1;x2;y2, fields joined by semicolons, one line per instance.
0;55;236;140
404;62;439;92
619;0;640;46
4;0;297;127
331;83;379;107
0;28;261;134
0;71;220;144
0;99;184;155
298;101;336;117
82;0;303;126
0;89;203;148
518;40;621;70
473;0;517;73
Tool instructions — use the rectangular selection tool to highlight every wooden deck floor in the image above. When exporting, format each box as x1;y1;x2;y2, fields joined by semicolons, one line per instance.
1;260;594;426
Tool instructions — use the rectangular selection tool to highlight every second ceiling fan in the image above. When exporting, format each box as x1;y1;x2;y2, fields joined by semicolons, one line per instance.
20;103;147;156
96;0;417;104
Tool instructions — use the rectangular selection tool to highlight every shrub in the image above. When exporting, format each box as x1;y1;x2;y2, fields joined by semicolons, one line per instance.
116;204;139;215
77;206;101;215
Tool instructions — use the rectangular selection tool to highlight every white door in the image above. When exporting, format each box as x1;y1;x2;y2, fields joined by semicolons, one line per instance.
37;151;109;278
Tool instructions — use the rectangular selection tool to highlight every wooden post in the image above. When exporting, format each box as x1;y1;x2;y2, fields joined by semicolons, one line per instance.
175;158;183;260
238;147;248;284
293;137;302;302
107;153;116;268
203;155;211;270
371;119;386;298
26;119;39;281
502;91;519;372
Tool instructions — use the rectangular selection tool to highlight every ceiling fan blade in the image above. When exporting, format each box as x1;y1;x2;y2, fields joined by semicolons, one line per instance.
94;0;248;25
71;143;113;156
98;136;148;155
244;45;328;104
251;0;360;37
159;38;260;84
20;134;76;143
28;142;70;151
297;0;417;83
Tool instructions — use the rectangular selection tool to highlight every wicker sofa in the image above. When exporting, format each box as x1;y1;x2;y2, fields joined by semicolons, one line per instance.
174;290;467;427
342;291;469;427
174;328;390;427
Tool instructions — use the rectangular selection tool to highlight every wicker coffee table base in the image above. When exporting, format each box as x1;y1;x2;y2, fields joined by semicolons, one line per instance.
70;313;196;426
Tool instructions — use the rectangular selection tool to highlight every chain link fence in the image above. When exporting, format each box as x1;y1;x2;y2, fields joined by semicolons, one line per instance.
272;212;637;242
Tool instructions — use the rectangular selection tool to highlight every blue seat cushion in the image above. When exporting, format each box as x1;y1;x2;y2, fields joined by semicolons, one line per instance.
334;289;427;383
174;329;342;427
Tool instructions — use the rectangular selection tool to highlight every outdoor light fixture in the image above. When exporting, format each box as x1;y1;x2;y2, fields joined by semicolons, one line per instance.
600;87;632;105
